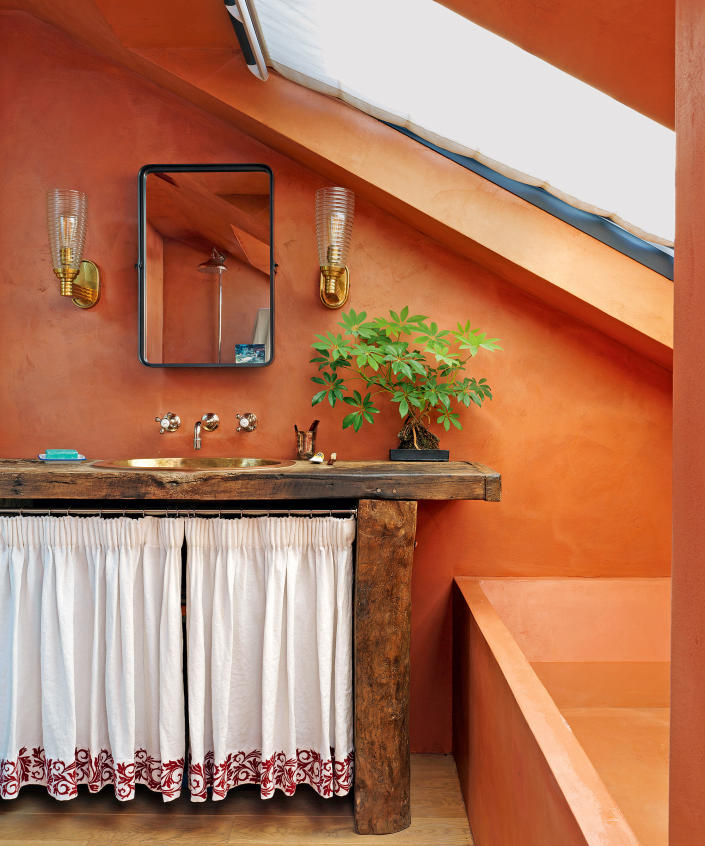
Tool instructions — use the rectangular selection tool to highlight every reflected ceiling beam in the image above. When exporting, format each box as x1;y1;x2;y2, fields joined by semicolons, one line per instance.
168;171;270;243
230;224;269;275
147;176;269;276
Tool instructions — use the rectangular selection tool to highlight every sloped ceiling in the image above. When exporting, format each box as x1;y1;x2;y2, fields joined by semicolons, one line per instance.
2;0;674;366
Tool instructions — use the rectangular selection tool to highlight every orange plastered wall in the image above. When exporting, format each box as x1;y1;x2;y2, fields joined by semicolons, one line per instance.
0;12;672;753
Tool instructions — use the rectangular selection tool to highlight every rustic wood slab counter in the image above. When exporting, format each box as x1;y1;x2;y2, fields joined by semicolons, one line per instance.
0;458;500;835
0;458;500;501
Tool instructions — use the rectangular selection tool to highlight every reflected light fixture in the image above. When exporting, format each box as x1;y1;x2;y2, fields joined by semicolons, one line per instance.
198;247;228;364
47;188;100;308
315;187;355;309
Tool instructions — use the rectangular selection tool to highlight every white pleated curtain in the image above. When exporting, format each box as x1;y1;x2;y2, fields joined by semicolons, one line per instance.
0;516;185;801
186;516;355;800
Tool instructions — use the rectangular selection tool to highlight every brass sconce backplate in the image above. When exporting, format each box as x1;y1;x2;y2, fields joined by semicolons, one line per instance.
319;266;350;309
66;260;100;308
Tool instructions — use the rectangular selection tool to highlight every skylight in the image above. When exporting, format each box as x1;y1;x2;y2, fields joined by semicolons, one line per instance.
248;0;675;247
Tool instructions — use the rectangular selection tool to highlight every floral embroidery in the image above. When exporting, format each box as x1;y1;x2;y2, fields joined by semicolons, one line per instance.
0;747;184;801
189;748;354;800
1;746;353;802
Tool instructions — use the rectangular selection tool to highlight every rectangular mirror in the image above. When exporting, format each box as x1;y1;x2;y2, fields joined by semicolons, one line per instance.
138;164;274;367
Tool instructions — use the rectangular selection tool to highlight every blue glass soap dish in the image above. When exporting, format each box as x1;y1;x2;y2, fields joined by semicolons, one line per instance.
38;453;86;462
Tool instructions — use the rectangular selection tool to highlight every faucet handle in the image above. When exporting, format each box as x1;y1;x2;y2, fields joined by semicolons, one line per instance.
156;412;180;434
236;412;258;432
201;413;219;432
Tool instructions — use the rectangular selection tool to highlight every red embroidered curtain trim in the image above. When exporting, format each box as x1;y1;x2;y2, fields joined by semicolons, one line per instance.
0;747;184;801
188;748;354;801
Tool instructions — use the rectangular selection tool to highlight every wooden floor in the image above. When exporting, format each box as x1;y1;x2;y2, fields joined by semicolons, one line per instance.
0;755;473;845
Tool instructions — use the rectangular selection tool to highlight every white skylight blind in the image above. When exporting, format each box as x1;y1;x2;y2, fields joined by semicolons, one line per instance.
249;0;675;246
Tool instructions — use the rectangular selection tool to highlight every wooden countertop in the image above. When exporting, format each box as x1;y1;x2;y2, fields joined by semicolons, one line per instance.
0;459;500;502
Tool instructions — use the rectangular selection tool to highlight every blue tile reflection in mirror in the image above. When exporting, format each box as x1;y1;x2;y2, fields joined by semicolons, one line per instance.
138;164;274;367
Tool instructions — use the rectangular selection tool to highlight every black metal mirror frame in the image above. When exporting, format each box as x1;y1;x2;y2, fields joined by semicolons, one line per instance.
137;163;275;368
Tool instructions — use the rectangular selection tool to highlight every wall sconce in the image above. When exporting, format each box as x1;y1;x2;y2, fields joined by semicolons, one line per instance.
47;188;100;308
315;186;354;309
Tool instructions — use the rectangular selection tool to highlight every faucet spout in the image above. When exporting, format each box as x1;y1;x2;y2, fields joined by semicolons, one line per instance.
193;413;219;450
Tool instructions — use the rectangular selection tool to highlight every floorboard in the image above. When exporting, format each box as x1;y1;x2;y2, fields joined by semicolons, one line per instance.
0;755;472;845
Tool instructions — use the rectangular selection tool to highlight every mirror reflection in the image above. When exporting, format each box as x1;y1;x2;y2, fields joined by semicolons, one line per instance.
139;166;273;367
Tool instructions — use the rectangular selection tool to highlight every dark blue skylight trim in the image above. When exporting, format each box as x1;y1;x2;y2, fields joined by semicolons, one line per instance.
386;123;674;281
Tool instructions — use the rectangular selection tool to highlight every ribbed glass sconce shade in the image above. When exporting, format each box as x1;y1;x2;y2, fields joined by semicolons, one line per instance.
47;189;87;296
315;187;354;270
315;187;354;308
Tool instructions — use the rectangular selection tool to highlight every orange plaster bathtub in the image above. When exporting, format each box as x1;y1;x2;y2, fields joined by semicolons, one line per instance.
452;577;670;846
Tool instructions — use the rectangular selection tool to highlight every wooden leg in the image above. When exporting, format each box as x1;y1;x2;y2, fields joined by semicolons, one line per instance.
353;499;417;835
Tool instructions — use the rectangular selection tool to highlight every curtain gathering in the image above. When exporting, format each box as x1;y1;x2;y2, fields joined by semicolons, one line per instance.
0;514;355;802
0;516;185;801
186;516;355;800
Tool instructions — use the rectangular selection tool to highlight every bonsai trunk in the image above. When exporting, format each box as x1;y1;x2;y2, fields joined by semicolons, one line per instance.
397;413;439;450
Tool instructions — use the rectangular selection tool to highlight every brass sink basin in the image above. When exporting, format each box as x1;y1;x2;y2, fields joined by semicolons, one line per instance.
93;457;295;471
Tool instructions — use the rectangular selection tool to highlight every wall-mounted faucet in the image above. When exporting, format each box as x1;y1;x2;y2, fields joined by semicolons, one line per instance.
194;413;219;449
156;412;180;434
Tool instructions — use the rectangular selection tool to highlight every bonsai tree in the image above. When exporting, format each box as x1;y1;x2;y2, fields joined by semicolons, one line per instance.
310;307;500;449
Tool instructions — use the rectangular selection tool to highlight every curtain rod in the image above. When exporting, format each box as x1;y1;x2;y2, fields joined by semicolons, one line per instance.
0;507;357;518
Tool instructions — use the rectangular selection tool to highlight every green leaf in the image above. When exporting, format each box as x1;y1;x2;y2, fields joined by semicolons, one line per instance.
309;307;498;436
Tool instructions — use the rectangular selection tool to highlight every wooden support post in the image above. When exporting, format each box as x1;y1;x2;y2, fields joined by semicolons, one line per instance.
353;499;417;835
